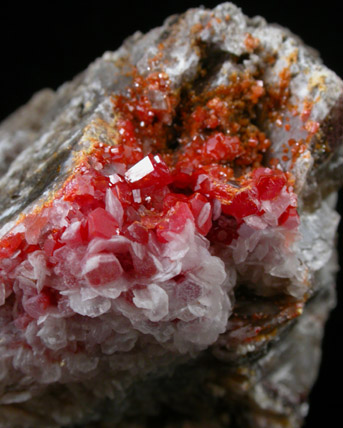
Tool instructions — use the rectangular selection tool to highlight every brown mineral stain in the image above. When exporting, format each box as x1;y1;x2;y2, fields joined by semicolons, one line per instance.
244;33;260;52
190;23;203;35
287;49;298;65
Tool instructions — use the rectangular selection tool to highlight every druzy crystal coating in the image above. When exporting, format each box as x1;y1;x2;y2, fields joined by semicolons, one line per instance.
0;2;342;427
0;69;301;360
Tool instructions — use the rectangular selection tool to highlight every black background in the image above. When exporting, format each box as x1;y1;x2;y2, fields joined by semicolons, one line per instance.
0;1;342;426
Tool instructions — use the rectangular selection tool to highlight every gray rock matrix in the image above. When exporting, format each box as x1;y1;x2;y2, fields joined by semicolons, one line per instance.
0;3;342;427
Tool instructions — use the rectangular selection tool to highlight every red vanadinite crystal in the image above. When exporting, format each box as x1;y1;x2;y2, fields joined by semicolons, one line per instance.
203;132;243;162
0;69;300;320
125;154;172;189
84;253;123;287
253;167;287;200
88;208;119;239
222;188;260;219
188;193;212;236
156;202;194;243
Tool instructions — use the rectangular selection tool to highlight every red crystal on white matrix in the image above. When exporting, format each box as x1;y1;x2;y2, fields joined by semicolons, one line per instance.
0;70;303;382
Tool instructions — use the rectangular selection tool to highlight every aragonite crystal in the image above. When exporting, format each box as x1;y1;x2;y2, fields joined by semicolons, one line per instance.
0;3;342;427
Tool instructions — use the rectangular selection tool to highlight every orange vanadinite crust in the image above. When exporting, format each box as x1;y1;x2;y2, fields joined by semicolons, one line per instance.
112;70;272;175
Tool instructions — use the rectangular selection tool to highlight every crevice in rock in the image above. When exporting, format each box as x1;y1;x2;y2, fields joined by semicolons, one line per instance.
193;42;232;94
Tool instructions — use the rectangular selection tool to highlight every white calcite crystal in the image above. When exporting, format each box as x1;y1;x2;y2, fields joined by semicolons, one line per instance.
0;3;342;428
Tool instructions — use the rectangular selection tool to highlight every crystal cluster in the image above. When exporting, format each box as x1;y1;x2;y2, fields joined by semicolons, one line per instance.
0;3;342;427
0;70;303;372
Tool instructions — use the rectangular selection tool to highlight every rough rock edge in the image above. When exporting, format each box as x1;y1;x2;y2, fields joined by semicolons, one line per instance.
1;3;343;231
0;3;342;428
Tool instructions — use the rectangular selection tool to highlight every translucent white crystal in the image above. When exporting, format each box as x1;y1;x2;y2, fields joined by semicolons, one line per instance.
37;317;67;350
125;156;154;183
68;292;111;317
105;188;124;227
133;284;169;322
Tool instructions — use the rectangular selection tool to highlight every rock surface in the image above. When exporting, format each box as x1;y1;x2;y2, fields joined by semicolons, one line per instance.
0;3;342;427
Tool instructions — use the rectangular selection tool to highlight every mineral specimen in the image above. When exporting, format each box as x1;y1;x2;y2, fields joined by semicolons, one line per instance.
0;2;342;427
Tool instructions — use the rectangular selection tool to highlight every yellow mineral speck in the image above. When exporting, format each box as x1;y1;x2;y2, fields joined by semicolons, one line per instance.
296;306;303;316
287;49;298;65
308;72;327;92
83;100;93;113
